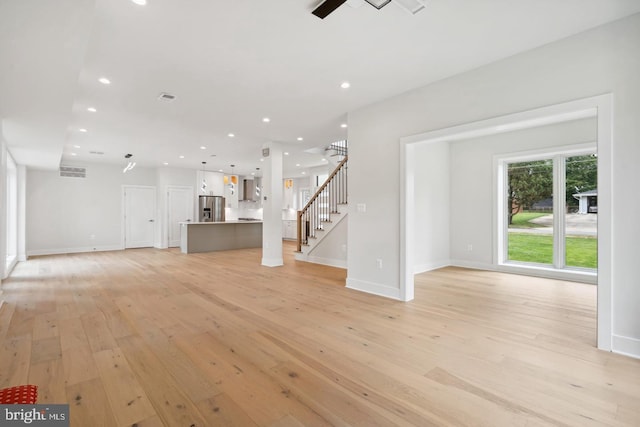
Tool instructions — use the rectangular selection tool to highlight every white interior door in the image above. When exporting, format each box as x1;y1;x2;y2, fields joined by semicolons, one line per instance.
168;186;193;247
124;186;156;248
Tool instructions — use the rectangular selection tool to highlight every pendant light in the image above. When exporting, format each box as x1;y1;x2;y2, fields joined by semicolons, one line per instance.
123;153;136;173
200;161;207;194
229;165;236;195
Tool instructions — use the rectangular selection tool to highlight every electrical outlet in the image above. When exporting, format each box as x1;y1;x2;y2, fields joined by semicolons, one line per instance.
376;258;383;269
467;244;473;251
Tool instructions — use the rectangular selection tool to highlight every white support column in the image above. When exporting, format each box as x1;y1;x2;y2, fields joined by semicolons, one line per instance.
261;142;284;267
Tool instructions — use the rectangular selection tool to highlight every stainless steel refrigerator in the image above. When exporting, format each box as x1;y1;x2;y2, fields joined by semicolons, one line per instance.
198;195;225;222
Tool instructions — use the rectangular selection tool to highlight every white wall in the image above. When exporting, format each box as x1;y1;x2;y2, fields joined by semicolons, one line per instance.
26;163;156;255
449;117;596;266
347;14;640;356
156;167;196;248
306;215;348;269
414;141;450;273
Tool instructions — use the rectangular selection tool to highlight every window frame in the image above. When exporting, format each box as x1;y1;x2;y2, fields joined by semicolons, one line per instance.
494;142;597;283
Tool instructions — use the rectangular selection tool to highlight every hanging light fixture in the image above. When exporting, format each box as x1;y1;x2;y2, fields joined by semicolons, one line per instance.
228;164;236;195
200;161;208;194
123;153;136;173
255;168;261;198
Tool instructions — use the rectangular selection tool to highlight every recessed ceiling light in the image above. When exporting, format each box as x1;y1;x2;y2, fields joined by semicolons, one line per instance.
228;133;235;137
71;153;77;156
322;158;326;161
200;146;206;150
98;77;111;85
131;0;146;5
87;107;97;112
262;117;270;123
179;155;184;159
219;169;223;172
251;172;255;176
284;152;289;156
260;158;264;162
163;162;169;165
73;145;81;149
297;137;303;141
79;128;87;133
296;163;300;167
302;171;306;175
340;81;351;89
340;123;348;128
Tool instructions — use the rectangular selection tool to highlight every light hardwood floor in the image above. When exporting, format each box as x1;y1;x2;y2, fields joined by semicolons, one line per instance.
0;242;638;426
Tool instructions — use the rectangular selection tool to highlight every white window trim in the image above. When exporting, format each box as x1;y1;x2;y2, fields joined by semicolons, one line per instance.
494;142;597;281
4;153;18;278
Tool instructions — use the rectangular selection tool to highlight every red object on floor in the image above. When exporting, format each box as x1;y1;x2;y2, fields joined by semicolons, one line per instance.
0;385;38;404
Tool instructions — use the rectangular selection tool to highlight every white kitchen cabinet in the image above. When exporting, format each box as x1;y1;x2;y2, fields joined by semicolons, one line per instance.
282;220;297;240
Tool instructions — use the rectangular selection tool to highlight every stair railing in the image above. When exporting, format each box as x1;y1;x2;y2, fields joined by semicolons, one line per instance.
297;156;348;252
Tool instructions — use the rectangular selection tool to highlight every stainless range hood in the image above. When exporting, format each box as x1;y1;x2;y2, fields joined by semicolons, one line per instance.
242;178;261;201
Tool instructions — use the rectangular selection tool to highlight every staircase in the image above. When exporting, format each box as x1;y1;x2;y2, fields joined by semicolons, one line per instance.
295;154;348;267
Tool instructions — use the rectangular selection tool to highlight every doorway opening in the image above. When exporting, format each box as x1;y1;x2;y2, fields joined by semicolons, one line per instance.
400;94;612;351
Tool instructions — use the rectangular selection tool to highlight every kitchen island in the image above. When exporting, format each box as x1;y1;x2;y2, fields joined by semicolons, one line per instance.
180;221;262;254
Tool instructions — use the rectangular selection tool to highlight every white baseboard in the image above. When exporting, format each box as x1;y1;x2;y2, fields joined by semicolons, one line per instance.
296;255;346;269
27;245;124;257
450;259;597;285
346;278;402;300
262;257;284;267
449;259;497;271
414;260;451;274
3;256;18;279
612;334;640;359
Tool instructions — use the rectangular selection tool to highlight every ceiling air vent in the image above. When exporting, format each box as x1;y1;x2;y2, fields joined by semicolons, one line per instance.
158;92;176;102
60;165;86;178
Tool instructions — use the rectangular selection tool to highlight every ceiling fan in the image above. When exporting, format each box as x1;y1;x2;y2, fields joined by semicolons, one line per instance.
312;0;426;19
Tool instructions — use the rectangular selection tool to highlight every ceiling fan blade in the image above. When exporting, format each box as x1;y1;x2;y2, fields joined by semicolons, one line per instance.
312;0;348;19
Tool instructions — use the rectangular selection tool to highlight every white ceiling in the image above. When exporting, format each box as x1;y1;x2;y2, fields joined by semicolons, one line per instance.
2;0;639;177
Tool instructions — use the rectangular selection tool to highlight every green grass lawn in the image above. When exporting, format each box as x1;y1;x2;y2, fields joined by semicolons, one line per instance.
508;233;597;268
509;212;550;228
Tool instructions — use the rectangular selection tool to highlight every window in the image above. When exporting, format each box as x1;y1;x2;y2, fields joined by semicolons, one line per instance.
498;146;597;273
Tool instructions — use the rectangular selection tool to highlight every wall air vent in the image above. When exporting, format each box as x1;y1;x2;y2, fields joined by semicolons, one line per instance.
158;92;176;101
60;165;87;178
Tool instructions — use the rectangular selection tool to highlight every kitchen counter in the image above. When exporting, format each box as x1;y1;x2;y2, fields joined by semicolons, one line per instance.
180;221;262;253
182;220;263;225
